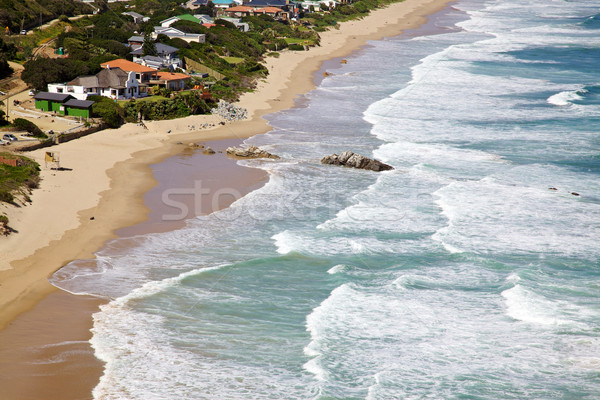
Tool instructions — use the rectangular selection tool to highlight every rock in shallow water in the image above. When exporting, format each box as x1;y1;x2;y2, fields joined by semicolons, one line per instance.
321;151;393;172
226;146;280;159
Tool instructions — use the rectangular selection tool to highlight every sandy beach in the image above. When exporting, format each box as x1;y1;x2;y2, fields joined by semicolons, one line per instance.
0;0;452;397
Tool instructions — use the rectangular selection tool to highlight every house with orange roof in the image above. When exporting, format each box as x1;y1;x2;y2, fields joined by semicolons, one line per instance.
254;6;288;19
223;5;254;17
150;71;191;91
101;59;157;96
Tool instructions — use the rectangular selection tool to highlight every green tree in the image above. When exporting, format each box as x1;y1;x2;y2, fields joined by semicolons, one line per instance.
142;31;157;56
22;58;96;91
0;57;13;80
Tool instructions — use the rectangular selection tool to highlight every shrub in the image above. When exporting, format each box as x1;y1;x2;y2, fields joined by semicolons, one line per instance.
288;44;305;51
0;190;14;203
12;118;47;138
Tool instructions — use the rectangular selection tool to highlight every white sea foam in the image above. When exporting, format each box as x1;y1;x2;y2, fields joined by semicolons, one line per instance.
327;264;350;274
547;88;586;106
501;285;574;326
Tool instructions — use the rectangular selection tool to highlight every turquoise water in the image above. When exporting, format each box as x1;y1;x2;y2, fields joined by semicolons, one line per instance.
52;1;600;398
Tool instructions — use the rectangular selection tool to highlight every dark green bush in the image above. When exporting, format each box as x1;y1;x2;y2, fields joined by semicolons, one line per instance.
0;190;14;203
12;118;47;138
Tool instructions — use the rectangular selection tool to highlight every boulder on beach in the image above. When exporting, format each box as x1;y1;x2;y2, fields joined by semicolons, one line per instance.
226;146;279;159
203;146;215;154
321;151;393;172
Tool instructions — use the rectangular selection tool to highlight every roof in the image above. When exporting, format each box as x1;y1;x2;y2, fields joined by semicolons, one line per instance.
140;55;164;63
123;11;144;18
155;71;191;81
96;68;132;88
225;5;253;12
194;14;213;22
256;6;284;12
67;75;98;87
211;0;235;4
130;43;179;56
100;59;156;73
68;68;132;89
175;14;204;24
128;35;145;42
245;0;288;7
63;99;95;108
34;92;72;102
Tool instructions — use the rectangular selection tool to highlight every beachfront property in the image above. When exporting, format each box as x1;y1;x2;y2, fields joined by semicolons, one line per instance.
100;59;155;97
298;0;339;11
150;71;192;91
130;43;183;70
48;67;143;100
220;4;290;21
33;92;94;119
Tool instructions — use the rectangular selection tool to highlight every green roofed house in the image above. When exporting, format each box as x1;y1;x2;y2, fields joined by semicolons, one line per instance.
159;13;204;27
34;92;73;113
62;99;94;119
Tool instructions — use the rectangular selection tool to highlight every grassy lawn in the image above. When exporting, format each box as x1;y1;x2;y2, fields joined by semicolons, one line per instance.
117;95;170;105
284;37;316;46
221;56;245;65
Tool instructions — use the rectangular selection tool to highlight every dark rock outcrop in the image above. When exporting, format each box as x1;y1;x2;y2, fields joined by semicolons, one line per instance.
321;151;393;172
226;146;279;159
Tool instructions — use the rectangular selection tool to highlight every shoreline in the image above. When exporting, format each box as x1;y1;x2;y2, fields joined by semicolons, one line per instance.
0;0;453;397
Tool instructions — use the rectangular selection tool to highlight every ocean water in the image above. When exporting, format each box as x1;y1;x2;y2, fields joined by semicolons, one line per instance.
51;0;600;398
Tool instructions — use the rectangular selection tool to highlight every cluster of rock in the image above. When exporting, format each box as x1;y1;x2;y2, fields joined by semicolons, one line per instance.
187;142;216;154
321;151;393;172
211;100;248;122
226;146;280;159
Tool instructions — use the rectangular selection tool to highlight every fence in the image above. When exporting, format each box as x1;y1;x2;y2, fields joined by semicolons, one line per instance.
17;124;105;152
184;57;226;81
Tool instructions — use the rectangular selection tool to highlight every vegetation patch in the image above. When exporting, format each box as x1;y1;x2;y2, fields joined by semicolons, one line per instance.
11;118;47;139
0;152;40;206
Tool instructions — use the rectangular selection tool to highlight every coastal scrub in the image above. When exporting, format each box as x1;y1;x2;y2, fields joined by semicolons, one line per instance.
0;152;40;205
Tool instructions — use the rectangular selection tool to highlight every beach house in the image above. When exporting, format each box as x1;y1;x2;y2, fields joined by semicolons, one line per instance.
48;67;143;100
131;43;182;70
150;71;191;91
100;59;157;97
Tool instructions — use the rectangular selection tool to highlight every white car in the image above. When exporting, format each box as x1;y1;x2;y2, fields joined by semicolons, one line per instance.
3;134;18;141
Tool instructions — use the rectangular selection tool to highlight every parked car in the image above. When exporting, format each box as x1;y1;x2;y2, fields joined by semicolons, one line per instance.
28;89;36;96
3;134;18;141
20;30;27;35
0;139;6;146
